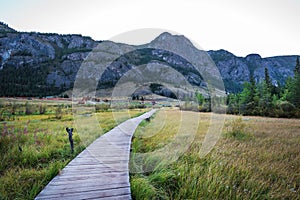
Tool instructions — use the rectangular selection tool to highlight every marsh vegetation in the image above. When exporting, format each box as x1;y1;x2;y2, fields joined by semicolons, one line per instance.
0;98;146;199
130;109;300;199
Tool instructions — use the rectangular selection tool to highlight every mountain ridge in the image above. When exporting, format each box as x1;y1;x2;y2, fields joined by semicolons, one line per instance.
0;22;298;97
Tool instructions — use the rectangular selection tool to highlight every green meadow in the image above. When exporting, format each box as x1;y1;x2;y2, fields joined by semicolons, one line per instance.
0;98;146;200
130;109;300;199
0;98;299;199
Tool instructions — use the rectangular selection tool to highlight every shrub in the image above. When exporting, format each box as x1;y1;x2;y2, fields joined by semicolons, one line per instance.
224;117;253;140
95;104;110;112
277;101;296;118
55;105;63;119
198;103;211;112
180;101;198;111
39;104;46;114
25;102;34;115
129;103;146;109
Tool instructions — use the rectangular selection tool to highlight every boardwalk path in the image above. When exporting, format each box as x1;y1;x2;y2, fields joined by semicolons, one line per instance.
35;109;156;200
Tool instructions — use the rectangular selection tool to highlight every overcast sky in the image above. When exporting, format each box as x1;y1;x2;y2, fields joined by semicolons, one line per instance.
0;0;299;58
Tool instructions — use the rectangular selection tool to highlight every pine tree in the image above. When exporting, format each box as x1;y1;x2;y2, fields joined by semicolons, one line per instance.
250;75;256;93
227;93;239;114
281;77;293;101
291;57;300;108
264;67;272;91
239;82;254;115
262;68;273;112
195;91;205;106
295;57;300;74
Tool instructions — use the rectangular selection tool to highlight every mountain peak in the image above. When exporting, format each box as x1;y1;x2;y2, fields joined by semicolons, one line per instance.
245;53;262;60
209;49;235;56
157;32;173;38
150;32;195;48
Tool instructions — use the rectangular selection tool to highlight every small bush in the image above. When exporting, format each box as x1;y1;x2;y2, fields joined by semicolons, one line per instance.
129;103;146;109
25;102;34;115
55;105;63;119
39;104;46;114
275;101;296;118
224;117;253;140
180;101;198;111
95;104;110;112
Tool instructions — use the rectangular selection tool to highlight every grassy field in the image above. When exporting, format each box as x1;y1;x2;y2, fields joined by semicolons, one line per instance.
130;109;300;199
1;98;299;199
0;98;146;200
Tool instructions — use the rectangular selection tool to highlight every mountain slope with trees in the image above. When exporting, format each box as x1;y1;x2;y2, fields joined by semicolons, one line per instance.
0;22;298;99
226;57;300;117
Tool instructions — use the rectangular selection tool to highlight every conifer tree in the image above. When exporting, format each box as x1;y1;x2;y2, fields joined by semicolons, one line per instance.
290;57;300;108
295;57;300;74
264;68;272;91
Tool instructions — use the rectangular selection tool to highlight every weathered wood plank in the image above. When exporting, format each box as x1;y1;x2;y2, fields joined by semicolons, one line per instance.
35;109;156;200
38;182;130;196
47;176;130;187
53;173;128;182
36;187;131;199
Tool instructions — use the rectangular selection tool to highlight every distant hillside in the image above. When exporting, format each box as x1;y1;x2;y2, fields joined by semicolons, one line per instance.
0;22;298;97
208;50;297;92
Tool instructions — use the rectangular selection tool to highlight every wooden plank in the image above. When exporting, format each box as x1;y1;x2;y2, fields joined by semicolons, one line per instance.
47;176;130;187
38;182;130;196
55;172;127;179
37;187;131;199
45;183;130;192
35;109;156;200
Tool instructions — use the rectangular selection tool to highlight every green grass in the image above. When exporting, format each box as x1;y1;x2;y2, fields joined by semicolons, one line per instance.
130;109;300;199
0;99;147;199
223;117;254;141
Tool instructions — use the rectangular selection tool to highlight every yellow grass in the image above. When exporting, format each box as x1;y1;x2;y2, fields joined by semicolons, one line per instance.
130;109;300;199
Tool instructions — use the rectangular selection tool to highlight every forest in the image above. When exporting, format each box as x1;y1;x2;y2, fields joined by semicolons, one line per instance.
225;57;300;118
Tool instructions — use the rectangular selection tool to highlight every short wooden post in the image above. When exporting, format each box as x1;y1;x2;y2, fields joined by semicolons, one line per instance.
66;127;74;153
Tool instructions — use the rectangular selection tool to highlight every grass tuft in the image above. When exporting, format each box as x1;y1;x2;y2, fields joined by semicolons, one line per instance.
224;117;253;140
130;176;158;200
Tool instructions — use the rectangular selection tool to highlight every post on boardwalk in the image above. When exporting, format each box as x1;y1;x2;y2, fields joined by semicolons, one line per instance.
66;127;74;153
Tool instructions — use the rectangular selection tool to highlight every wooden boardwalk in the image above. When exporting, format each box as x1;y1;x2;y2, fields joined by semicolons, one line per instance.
35;109;156;200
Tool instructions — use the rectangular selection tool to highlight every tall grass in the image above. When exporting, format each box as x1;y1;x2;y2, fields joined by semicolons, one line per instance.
130;109;300;199
0;99;146;199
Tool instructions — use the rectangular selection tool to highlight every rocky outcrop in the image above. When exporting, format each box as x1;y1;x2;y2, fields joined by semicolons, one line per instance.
0;22;98;96
208;50;297;92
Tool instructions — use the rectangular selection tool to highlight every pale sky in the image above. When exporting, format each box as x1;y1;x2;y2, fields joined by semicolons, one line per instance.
0;0;299;58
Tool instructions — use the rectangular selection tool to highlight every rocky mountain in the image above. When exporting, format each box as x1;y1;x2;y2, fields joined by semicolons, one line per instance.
208;50;297;92
0;22;298;97
0;22;98;96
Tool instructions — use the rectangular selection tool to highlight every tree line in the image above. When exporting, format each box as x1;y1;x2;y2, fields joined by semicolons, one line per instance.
0;64;66;97
226;57;300;118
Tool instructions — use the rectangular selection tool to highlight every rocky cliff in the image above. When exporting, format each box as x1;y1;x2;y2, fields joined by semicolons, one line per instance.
208;50;297;92
0;22;298;97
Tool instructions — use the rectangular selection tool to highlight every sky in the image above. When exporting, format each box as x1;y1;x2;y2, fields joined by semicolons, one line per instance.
0;0;299;58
